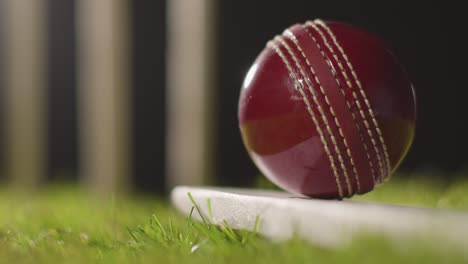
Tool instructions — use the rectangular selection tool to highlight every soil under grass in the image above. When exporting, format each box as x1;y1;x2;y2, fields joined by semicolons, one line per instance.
0;175;467;263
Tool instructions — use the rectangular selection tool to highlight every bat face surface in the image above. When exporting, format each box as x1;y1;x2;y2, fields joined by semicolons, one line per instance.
238;20;416;198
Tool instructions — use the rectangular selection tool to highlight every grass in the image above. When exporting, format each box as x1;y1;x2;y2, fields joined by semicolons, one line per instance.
0;175;468;263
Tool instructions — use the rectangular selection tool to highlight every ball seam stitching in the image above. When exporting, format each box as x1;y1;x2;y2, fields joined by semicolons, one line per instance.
278;33;353;196
267;40;344;198
315;19;392;182
305;21;379;188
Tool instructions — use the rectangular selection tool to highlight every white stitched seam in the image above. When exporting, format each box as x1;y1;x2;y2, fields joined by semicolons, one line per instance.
305;21;379;187
277;34;353;196
267;40;344;198
315;19;392;182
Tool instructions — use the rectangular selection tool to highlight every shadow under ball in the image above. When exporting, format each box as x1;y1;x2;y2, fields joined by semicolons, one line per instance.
238;20;416;199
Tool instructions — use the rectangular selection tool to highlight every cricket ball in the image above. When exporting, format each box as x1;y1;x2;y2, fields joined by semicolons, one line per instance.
238;20;416;198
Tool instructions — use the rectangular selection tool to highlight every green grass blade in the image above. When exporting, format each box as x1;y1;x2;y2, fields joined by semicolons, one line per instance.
187;192;208;227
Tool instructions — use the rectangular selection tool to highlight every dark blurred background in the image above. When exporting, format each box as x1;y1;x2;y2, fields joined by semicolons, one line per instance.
0;0;466;193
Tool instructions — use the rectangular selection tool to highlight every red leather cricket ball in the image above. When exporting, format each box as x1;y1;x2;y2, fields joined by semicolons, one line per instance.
238;20;416;198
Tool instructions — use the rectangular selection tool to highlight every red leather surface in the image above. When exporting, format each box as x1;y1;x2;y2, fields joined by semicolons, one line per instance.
239;20;416;198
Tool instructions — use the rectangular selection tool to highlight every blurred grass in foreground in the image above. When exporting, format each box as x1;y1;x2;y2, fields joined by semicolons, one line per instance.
354;173;468;210
0;175;467;263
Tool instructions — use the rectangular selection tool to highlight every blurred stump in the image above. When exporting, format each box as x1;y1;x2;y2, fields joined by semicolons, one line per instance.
166;0;217;189
4;0;47;189
77;0;131;195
